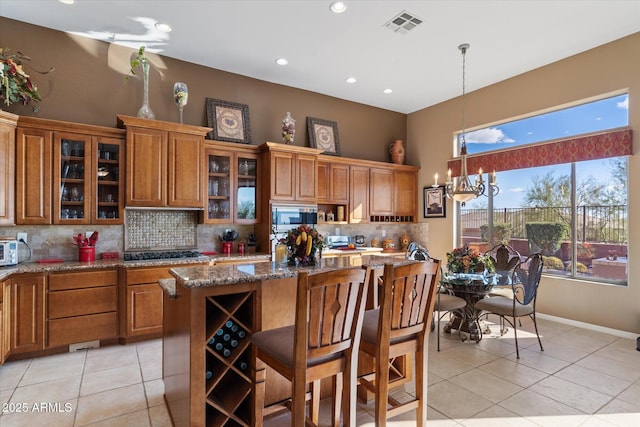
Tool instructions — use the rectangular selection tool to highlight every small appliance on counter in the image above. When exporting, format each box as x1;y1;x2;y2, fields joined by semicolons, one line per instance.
326;235;352;249
0;239;19;266
353;235;366;247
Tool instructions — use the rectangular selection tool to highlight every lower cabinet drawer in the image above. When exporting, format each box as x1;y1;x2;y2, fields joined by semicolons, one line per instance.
48;286;117;319
48;312;117;348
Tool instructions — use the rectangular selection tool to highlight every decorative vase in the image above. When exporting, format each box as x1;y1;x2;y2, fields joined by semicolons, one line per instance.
137;59;155;119
282;112;296;144
389;139;405;164
173;82;188;124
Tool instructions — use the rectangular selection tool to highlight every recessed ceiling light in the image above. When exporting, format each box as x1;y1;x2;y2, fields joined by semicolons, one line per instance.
275;58;288;66
383;88;393;94
59;0;74;4
346;77;357;84
330;1;347;14
155;22;172;33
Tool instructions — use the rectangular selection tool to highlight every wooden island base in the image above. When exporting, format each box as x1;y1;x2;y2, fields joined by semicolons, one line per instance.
163;258;410;427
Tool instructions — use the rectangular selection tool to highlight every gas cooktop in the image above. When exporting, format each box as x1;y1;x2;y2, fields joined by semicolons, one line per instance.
123;250;202;261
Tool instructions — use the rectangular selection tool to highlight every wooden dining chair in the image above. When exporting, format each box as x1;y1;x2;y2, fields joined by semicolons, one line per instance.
359;260;440;427
405;246;465;351
251;265;371;427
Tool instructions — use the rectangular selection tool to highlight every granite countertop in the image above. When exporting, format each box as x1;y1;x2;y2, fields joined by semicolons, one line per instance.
0;252;270;282
168;254;413;292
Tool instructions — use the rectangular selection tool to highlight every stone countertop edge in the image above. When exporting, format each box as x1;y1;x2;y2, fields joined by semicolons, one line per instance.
0;253;270;281
169;256;416;288
158;278;177;298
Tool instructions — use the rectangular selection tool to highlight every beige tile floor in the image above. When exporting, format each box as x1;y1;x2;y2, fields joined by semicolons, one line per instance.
0;316;638;426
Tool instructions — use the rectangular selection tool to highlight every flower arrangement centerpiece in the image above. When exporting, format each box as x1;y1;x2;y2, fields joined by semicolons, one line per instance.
281;225;325;266
446;244;494;274
1;48;43;111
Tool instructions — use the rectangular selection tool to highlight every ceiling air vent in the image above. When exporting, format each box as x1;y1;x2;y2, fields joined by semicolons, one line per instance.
384;10;423;34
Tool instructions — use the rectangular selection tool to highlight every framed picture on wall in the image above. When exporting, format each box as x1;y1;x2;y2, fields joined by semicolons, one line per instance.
307;117;341;156
424;186;446;218
205;98;251;144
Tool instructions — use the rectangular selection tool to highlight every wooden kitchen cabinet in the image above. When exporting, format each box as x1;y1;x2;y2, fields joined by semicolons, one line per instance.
121;267;167;340
349;165;370;223
1;279;9;364
10;274;46;355
15;126;52;224
47;270;118;348
203;141;260;224
121;264;206;342
16;117;125;225
261;142;322;203
369;167;395;217
317;160;349;204
318;159;349;224
0;111;18;226
394;169;417;218
119;115;211;208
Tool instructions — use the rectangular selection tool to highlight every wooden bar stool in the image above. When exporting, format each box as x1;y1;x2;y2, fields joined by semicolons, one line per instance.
251;266;371;426
359;260;440;427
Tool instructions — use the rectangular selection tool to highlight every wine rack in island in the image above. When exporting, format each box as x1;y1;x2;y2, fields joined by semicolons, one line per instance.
204;291;255;427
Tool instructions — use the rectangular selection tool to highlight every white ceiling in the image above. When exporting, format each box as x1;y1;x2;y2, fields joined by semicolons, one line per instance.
2;0;639;114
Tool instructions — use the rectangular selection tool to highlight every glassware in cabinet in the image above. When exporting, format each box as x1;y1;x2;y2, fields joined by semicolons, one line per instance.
54;134;91;224
206;151;233;222
94;137;124;223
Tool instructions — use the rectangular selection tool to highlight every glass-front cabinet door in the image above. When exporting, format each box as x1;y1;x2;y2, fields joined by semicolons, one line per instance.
94;137;123;223
236;154;258;223
206;149;233;223
53;132;92;224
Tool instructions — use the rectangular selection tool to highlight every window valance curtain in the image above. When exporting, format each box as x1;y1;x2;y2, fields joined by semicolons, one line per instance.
447;127;632;177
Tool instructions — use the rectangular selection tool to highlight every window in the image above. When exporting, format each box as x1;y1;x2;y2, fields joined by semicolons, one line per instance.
456;93;629;284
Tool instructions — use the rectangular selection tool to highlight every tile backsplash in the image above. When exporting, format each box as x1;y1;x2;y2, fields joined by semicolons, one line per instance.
125;210;198;251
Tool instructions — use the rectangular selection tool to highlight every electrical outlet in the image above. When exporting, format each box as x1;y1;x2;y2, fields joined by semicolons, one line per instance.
17;232;27;243
86;231;93;239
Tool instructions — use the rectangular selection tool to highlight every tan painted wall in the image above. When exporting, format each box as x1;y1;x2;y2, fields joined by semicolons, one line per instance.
409;32;639;333
0;17;406;163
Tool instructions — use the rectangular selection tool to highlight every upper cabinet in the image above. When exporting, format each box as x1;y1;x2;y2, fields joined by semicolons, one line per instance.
369;165;418;223
16;117;125;225
318;157;349;224
203;140;260;224
0;111;18;226
394;169;417;218
349;165;370;224
118;115;211;209
369;167;395;217
261;142;322;203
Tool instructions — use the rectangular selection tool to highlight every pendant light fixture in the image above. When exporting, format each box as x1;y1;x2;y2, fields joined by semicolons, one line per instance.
442;43;499;203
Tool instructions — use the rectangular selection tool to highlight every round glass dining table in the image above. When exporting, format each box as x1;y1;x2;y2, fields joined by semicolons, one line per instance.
439;272;506;343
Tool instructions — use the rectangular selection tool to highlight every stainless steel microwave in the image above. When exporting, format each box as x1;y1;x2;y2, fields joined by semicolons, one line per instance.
0;240;18;266
271;204;318;233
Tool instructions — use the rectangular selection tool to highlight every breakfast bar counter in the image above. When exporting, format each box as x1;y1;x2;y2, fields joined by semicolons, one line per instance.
163;255;407;427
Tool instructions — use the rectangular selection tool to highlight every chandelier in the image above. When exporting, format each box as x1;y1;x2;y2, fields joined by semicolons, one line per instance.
439;43;499;203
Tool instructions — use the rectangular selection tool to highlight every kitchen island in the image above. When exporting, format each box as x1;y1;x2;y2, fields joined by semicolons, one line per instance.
164;254;408;427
